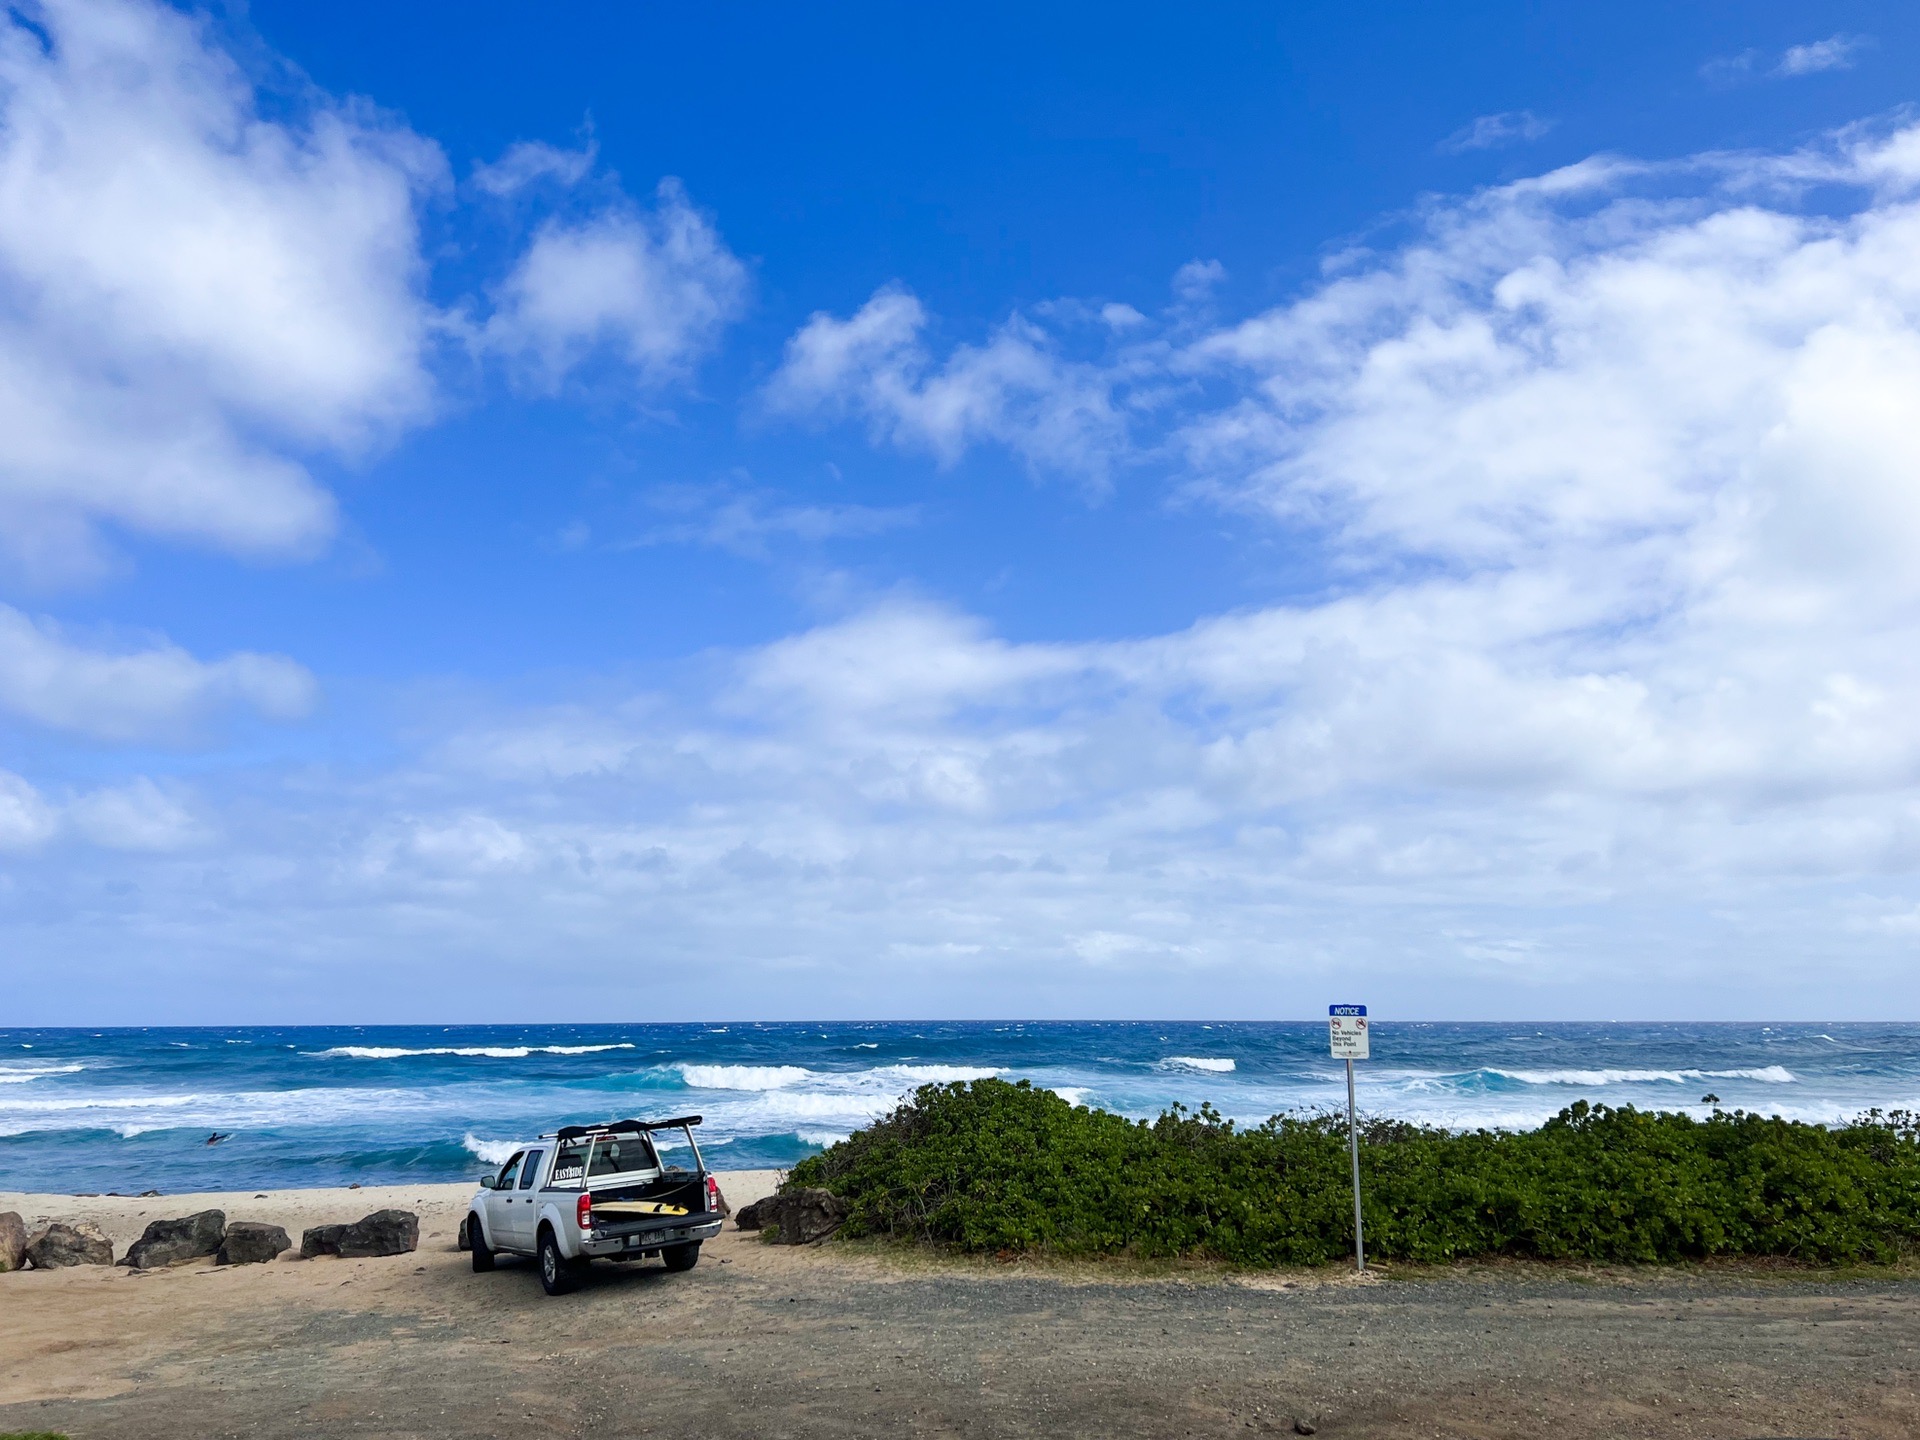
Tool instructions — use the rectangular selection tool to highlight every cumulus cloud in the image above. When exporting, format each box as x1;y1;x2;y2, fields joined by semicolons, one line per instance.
1777;35;1869;76
67;777;205;851
0;770;57;852
22;121;1920;1017
0;0;446;578
764;285;1130;479
471;139;596;196
1704;34;1871;84
484;179;748;392
0;604;315;742
0;770;206;852
1439;110;1555;153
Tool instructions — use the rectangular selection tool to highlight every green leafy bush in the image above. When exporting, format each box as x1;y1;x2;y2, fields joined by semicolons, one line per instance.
788;1079;1920;1265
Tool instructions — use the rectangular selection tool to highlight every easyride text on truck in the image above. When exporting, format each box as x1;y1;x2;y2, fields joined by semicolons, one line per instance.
463;1115;726;1296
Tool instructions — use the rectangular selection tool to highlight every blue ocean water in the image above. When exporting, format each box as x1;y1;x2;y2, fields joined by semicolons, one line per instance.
2;1021;1917;1194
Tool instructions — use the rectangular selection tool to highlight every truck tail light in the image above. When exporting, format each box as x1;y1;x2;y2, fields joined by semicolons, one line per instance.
706;1175;722;1212
576;1193;593;1231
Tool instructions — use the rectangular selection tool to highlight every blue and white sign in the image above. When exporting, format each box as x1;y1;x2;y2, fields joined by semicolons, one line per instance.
1329;1003;1370;1060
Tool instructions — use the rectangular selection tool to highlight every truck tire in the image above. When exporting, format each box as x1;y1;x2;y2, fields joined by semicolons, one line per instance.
468;1214;495;1272
538;1227;576;1295
661;1241;700;1272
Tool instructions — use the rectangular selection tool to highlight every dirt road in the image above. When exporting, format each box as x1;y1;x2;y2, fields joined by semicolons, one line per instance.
2;1188;1915;1439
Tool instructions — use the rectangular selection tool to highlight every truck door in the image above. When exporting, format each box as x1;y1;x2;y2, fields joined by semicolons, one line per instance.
485;1151;524;1250
503;1147;545;1251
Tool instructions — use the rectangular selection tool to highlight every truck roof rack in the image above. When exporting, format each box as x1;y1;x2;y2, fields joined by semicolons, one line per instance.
545;1115;704;1141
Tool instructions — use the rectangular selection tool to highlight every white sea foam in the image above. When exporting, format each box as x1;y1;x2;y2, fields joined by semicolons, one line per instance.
316;1044;636;1059
0;1063;85;1083
1051;1087;1093;1107
463;1133;519;1165
674;1062;999;1092
677;1064;816;1090
1487;1066;1796;1086
1161;1056;1237;1073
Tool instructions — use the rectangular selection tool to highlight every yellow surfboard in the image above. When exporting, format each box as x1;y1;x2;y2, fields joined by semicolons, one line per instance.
592;1201;690;1218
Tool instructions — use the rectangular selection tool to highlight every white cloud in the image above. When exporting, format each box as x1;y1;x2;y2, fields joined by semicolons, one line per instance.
484;179;747;392
471;139;596;196
627;485;917;558
0;604;315;742
1777;35;1868;76
1440;110;1555;153
0;0;446;577
68;777;204;851
1704;34;1871;85
764;285;1129;479
22;122;1920;1018
0;770;57;852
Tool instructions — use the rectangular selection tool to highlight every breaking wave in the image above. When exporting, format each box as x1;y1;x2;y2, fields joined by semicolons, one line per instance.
675;1064;815;1090
1161;1057;1237;1073
1486;1066;1797;1086
462;1133;519;1166
0;1063;86;1083
315;1044;637;1059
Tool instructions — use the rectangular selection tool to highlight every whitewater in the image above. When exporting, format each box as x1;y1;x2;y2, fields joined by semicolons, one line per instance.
1;1020;1916;1193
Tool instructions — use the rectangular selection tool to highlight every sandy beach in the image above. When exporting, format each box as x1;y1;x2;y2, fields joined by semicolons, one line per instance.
1;1174;1917;1438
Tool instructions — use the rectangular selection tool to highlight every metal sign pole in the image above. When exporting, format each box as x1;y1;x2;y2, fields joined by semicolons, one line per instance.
1346;1055;1364;1273
1328;1003;1368;1274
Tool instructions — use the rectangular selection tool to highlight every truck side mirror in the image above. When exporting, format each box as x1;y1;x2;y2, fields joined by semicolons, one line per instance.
477;1174;496;1189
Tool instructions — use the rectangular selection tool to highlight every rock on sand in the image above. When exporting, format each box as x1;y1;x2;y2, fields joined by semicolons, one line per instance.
734;1188;849;1245
302;1210;418;1259
122;1210;227;1270
217;1220;291;1266
25;1221;114;1268
0;1211;25;1272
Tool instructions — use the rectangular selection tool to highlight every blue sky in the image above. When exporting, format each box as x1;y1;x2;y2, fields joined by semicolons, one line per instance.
5;0;1920;1022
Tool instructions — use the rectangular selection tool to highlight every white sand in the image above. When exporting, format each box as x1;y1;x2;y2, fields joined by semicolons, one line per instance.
0;1169;783;1253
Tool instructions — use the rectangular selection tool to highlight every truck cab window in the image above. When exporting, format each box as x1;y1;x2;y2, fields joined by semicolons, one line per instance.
518;1149;544;1190
588;1135;660;1177
495;1152;523;1190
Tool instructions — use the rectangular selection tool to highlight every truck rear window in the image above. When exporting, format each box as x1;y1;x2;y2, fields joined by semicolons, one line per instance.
547;1133;658;1187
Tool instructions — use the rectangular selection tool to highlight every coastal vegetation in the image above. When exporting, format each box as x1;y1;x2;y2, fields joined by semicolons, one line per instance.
788;1078;1920;1266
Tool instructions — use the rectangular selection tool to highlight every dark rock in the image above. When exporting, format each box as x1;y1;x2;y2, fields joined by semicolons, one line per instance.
0;1211;26;1272
1293;1422;1317;1436
216;1220;290;1265
303;1211;418;1259
25;1221;114;1268
741;1188;849;1245
299;1222;350;1259
122;1209;226;1269
337;1209;418;1257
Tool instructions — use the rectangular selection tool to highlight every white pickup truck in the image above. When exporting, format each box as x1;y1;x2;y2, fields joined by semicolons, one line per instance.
462;1115;726;1295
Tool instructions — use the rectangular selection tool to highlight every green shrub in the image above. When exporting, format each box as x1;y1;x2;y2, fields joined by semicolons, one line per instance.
788;1079;1920;1265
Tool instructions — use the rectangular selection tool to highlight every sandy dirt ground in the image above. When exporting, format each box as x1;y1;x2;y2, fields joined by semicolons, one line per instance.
2;1174;1916;1439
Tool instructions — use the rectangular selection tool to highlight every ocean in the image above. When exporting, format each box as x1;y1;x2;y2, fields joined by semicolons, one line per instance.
2;1021;1916;1194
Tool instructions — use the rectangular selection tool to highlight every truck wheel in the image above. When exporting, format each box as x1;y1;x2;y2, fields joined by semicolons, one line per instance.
468;1215;495;1272
538;1228;575;1295
661;1242;700;1273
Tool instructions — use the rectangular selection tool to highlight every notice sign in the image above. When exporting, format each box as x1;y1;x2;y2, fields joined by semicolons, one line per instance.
1329;1004;1369;1060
